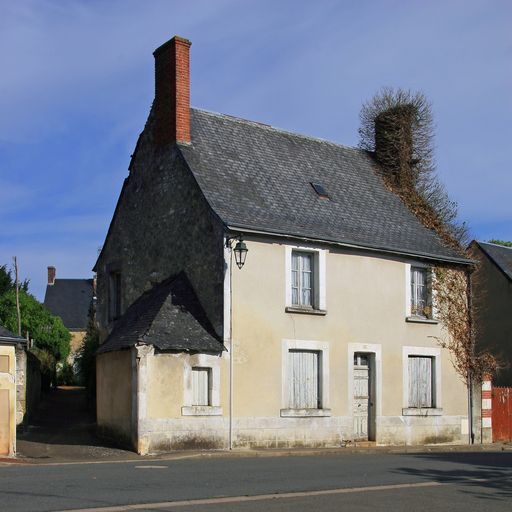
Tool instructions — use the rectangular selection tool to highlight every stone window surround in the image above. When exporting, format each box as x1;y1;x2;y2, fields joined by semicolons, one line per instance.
404;262;438;322
182;353;222;416
402;345;443;416
280;338;330;417
284;245;327;314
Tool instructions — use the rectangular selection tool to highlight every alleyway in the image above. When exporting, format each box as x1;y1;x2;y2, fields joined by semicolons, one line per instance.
16;386;136;461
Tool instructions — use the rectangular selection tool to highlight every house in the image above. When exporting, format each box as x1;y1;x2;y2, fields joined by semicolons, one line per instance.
94;36;472;454
0;325;26;456
43;266;95;367
469;241;512;385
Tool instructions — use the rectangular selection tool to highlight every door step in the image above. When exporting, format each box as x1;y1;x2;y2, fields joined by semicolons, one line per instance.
351;440;376;448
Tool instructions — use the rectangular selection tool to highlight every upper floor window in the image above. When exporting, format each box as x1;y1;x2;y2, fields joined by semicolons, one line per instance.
108;271;122;321
286;247;326;314
291;251;314;307
410;266;432;318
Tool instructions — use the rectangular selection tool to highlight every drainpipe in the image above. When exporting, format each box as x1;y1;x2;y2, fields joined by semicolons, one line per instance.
228;242;234;450
467;270;474;445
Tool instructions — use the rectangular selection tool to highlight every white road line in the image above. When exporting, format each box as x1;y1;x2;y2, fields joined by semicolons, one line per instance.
134;466;168;469
57;481;442;512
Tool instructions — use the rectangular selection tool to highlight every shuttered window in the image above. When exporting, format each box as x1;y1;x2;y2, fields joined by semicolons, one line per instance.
411;267;430;317
109;271;122;321
192;367;211;406
408;356;434;408
291;252;313;307
288;350;321;409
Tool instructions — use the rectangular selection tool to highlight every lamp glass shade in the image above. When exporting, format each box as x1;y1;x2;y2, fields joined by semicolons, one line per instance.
234;240;248;269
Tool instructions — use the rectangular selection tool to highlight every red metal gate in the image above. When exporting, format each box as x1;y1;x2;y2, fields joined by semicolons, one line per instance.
492;387;512;442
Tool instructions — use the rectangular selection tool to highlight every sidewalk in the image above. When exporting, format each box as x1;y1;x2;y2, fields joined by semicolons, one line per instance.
6;386;509;466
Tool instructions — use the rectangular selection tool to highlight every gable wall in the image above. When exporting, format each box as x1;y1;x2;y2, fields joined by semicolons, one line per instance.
95;122;225;342
471;246;512;385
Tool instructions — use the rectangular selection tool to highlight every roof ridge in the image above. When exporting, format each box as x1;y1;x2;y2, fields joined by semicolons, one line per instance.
191;107;366;153
478;240;512;251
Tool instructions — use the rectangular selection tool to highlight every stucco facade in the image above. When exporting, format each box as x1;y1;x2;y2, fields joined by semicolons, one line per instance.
97;235;468;454
0;344;17;456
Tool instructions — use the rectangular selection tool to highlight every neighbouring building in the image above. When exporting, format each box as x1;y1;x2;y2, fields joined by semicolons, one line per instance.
94;36;472;454
469;241;512;385
44;266;95;367
0;325;27;456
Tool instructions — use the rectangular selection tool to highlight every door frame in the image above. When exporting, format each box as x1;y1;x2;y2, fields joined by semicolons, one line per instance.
348;343;382;442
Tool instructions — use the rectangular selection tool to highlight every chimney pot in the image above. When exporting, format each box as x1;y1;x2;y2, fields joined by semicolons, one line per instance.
153;36;192;146
47;266;56;286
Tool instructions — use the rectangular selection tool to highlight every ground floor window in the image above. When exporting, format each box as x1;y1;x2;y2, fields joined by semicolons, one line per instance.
288;349;321;409
408;356;434;408
191;367;211;406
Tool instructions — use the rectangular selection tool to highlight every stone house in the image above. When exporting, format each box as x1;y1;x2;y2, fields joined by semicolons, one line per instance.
94;35;472;454
469;241;512;385
44;266;95;368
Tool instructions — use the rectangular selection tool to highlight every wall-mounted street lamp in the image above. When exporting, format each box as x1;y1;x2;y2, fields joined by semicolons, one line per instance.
226;234;248;269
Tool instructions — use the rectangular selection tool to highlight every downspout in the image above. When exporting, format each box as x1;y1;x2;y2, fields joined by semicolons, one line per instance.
467;269;474;445
228;243;234;450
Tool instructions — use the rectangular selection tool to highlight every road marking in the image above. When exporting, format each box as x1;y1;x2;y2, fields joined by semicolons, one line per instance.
57;480;442;511
134;465;168;469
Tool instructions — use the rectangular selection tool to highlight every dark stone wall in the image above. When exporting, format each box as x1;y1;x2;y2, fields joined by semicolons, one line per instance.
96;111;225;342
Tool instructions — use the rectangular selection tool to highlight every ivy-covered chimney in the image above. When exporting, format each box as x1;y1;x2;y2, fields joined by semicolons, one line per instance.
374;105;417;189
153;36;192;146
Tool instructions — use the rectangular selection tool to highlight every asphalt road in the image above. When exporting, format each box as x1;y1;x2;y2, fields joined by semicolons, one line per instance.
1;451;511;511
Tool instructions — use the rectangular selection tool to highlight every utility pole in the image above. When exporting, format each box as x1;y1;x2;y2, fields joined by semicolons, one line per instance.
13;256;21;336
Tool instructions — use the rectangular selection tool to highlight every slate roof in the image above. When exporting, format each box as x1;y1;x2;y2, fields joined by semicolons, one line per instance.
0;325;26;344
179;108;469;264
474;241;512;281
44;279;94;330
97;272;224;355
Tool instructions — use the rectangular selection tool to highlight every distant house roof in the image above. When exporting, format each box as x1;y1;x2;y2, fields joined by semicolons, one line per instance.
0;325;26;345
97;272;224;355
178;108;469;265
472;241;512;281
44;279;94;330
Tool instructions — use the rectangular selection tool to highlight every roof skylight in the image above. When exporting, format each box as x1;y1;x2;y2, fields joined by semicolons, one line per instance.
310;182;329;199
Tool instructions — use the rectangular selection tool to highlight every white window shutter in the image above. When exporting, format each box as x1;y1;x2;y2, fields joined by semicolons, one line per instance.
289;350;319;409
192;367;210;406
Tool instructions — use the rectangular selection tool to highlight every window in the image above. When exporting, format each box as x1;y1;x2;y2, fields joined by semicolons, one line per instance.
191;367;211;406
288;350;321;409
108;271;121;321
182;356;222;416
410;266;432;318
0;355;9;373
292;251;313;307
281;339;330;417
285;247;326;314
408;356;434;408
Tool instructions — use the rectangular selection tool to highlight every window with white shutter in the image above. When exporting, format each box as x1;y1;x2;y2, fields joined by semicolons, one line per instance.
191;367;211;406
291;251;314;307
408;356;434;408
288;350;321;409
410;267;432;318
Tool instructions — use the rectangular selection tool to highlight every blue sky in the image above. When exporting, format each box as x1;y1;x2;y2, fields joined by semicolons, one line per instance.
1;0;511;300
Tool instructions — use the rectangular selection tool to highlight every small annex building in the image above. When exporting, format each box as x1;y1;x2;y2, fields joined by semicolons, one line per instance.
0;325;27;456
95;35;473;454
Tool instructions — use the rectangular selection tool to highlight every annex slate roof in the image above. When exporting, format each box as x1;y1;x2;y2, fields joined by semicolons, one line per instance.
0;325;26;344
180;108;468;264
44;279;94;330
97;272;224;355
475;241;512;281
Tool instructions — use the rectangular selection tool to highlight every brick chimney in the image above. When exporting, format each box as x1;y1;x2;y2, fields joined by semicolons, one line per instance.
47;266;56;286
374;105;416;190
153;36;192;146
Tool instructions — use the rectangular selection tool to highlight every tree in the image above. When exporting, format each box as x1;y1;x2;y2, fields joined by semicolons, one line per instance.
0;264;70;361
487;239;512;247
75;308;99;407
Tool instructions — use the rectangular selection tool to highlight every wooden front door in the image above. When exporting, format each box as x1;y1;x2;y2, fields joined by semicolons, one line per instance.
353;353;371;440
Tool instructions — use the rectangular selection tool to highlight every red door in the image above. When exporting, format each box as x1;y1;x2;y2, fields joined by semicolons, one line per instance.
492;387;512;442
